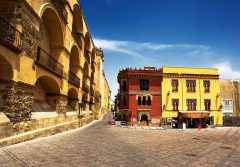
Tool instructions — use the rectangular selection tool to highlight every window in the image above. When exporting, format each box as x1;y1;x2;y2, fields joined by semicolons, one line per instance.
140;80;149;91
142;96;147;105
172;99;179;111
147;96;151;106
204;99;211;110
204;80;210;92
186;80;196;92
123;80;127;91
187;99;196;111
137;96;141;106
123;96;127;106
225;100;230;106
172;80;178;92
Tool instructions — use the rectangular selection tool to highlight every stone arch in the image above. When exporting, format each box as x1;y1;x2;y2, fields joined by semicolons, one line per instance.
72;4;84;33
68;88;78;99
85;32;91;51
69;44;80;74
38;6;64;62
41;7;63;48
35;76;60;98
32;75;61;112
67;88;79;111
140;114;148;126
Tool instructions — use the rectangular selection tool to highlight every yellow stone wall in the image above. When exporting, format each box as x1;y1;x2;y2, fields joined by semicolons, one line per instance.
162;67;223;125
0;0;111;116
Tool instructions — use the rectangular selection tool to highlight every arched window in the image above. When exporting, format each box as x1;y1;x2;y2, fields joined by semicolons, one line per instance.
137;96;141;106
147;96;151;106
123;96;127;106
142;96;146;105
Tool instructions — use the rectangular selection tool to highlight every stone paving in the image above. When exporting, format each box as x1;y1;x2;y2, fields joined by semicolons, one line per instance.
0;112;239;167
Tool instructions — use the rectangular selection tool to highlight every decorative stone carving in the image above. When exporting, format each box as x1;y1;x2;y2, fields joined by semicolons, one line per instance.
2;81;34;131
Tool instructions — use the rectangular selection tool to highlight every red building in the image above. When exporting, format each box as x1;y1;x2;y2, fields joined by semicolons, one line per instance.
117;67;162;126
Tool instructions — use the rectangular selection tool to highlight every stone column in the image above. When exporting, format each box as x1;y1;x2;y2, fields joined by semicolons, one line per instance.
47;94;68;115
2;81;34;132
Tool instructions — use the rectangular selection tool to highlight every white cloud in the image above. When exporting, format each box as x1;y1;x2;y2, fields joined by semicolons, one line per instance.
93;37;240;97
93;38;213;62
213;62;240;79
93;38;149;61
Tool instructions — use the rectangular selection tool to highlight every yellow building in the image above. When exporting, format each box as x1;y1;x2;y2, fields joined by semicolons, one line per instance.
162;67;223;128
0;0;111;144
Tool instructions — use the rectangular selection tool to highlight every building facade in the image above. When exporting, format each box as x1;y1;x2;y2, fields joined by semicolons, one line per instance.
0;0;111;143
162;67;223;128
220;79;240;126
117;66;223;128
118;67;162;126
220;79;240;117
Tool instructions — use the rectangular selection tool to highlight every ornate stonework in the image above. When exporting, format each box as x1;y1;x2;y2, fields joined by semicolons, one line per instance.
47;95;68;114
2;81;34;125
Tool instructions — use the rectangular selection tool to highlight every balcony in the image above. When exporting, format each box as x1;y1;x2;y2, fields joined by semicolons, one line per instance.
84;50;91;63
51;0;68;23
72;26;82;49
0;17;24;51
0;17;36;58
36;47;64;77
82;82;90;93
90;86;95;96
69;71;80;87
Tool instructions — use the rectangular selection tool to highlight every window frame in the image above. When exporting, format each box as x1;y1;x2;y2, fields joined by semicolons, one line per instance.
140;79;149;91
186;80;196;92
172;79;179;92
187;99;197;111
204;99;211;111
172;99;179;111
204;80;210;92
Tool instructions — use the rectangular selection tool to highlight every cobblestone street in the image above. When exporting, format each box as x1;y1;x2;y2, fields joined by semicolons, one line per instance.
0;112;239;167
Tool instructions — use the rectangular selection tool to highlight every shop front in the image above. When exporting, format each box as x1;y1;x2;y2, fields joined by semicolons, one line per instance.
178;111;213;128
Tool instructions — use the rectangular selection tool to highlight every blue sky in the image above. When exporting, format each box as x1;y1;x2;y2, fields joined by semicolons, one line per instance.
80;0;240;99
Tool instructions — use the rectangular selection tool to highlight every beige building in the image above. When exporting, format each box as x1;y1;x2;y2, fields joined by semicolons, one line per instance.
0;0;111;144
220;79;240;117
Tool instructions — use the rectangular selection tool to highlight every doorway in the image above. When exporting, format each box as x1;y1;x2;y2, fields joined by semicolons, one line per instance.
140;114;148;126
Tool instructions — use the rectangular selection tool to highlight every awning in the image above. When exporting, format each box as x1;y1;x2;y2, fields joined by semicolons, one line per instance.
179;111;210;114
179;111;210;119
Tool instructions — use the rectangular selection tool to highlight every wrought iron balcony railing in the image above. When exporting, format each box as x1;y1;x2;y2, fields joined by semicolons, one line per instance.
0;17;36;58
36;47;64;77
0;17;22;52
69;71;80;87
82;82;90;93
